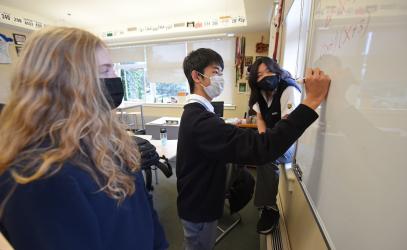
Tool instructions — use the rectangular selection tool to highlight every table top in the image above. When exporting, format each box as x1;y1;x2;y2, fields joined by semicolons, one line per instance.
117;102;143;110
146;117;181;126
237;123;257;129
150;139;177;160
132;134;177;160
0;233;12;250
134;134;152;140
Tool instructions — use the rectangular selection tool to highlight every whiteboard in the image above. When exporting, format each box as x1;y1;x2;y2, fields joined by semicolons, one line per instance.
294;0;407;249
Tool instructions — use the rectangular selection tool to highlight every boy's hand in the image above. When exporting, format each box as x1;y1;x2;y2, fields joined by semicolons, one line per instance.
302;68;331;110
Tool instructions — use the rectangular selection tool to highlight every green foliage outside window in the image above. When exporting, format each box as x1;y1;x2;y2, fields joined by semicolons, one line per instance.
120;68;145;101
116;64;188;103
155;82;187;98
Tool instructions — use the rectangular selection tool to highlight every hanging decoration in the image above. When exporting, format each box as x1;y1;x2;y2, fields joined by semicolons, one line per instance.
235;36;246;81
255;36;269;53
272;0;284;60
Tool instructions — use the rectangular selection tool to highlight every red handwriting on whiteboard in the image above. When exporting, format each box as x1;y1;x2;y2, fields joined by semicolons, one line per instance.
320;13;371;55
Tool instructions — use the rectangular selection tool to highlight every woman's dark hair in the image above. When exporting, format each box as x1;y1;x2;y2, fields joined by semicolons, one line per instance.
248;57;292;108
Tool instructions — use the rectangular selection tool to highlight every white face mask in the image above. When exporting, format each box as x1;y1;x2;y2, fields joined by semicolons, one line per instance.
198;72;224;99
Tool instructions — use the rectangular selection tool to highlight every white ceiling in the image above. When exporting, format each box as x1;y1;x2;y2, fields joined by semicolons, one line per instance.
0;0;273;32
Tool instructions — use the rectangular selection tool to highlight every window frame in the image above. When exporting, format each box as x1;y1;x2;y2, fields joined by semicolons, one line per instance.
112;37;236;105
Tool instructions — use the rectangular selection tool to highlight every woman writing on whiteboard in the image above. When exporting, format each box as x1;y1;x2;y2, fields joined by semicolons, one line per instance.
0;27;168;250
248;56;301;234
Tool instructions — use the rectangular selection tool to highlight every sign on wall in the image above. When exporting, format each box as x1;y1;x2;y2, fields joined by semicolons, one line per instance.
1;11;46;30
100;15;247;39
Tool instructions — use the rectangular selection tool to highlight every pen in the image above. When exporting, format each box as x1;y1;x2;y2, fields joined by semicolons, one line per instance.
295;77;306;84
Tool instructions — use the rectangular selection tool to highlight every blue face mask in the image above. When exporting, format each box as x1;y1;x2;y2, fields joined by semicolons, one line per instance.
258;75;280;91
197;72;224;99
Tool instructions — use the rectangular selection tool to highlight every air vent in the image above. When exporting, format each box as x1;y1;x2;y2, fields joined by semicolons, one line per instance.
271;225;284;250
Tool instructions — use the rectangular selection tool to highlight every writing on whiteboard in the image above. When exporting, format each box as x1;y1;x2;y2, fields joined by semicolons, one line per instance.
319;13;370;56
314;0;374;56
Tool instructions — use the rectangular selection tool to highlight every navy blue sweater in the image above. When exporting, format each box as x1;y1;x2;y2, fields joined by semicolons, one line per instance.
176;103;318;222
0;162;168;250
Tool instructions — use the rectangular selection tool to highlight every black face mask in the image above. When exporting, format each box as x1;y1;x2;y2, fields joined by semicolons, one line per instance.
258;75;280;91
102;77;124;109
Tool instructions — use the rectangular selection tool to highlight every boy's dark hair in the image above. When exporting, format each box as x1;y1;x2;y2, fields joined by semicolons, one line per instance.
183;48;224;93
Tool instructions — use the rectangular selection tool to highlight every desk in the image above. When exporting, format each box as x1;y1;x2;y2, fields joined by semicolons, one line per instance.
237;123;257;129
133;134;177;160
117;102;145;130
0;233;12;250
145;117;180;140
133;135;177;190
150;140;177;160
118;102;143;109
225;118;257;129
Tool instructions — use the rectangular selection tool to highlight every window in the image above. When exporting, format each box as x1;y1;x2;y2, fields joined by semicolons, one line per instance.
188;38;235;104
281;0;311;79
113;62;146;102
109;37;236;104
121;67;145;101
145;42;188;103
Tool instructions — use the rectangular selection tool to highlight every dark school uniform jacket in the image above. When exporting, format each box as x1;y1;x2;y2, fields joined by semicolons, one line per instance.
176;102;318;222
257;77;302;163
258;77;301;129
0;161;168;250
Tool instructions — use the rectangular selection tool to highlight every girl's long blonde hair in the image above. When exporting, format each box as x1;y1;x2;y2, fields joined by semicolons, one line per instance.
0;27;140;202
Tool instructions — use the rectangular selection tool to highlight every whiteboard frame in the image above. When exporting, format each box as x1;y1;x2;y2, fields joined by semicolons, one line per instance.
291;0;335;249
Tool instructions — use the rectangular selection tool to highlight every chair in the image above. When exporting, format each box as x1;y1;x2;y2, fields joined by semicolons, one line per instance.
216;163;256;243
133;135;173;192
216;163;242;243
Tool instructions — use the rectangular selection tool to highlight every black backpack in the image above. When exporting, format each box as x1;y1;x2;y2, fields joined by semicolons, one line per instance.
133;136;173;191
227;166;255;214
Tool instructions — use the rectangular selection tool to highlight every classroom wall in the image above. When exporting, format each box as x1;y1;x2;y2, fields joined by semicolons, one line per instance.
0;28;270;118
0;26;28;103
139;31;270;119
279;168;327;250
232;31;270;118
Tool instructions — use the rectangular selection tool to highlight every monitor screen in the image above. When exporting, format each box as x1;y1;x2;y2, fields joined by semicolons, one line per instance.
211;101;224;117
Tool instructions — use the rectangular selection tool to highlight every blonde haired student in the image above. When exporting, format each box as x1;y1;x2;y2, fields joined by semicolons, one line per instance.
0;27;168;250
